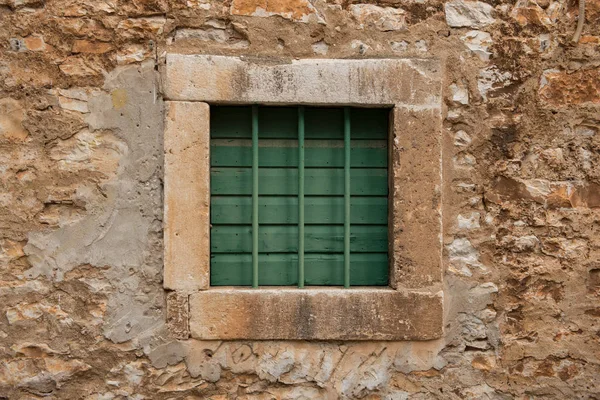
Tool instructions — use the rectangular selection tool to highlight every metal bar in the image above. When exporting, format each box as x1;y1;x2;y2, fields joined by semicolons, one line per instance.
252;105;259;288
344;107;351;288
298;107;305;288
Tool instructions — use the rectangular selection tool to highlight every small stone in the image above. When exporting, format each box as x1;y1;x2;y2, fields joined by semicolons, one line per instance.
445;0;496;28
9;38;24;52
454;130;472;147
173;28;249;49
510;0;551;26
1;239;25;259
540;68;600;106
390;40;408;52
478;66;513;100
230;0;323;23
0;98;28;142
453;152;476;168
449;82;469;105
541;238;588;259
471;354;495;371
175;28;228;43
447;237;483;276
187;0;210;9
457;212;480;229
59;57;102;77
311;40;329;55
539;33;552;52
115;43;153;64
415;40;428;52
72;40;113;54
575;124;597;137
23;35;46;51
350;40;370;55
461;30;492;61
350;4;406;31
117;17;166;39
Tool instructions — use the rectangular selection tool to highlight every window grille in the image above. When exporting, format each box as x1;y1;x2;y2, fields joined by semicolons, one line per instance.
210;105;389;287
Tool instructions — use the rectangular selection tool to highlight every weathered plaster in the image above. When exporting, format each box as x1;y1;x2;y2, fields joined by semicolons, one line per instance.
22;60;166;345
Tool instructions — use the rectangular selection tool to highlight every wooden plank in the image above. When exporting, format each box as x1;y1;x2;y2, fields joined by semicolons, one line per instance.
210;253;388;286
211;225;388;253
211;140;387;167
211;196;388;225
211;168;387;195
211;106;389;139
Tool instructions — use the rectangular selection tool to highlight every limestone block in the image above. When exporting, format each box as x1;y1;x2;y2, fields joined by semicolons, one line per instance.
189;288;443;340
164;101;210;291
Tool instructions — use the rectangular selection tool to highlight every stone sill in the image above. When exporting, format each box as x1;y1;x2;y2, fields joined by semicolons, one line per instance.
189;288;443;341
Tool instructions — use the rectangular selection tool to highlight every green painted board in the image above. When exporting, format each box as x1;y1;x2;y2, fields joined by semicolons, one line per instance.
211;140;387;167
210;253;388;286
209;105;390;286
211;225;388;253
211;196;388;225
211;167;388;196
210;107;389;139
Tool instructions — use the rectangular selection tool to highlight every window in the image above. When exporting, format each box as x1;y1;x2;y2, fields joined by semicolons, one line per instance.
163;55;444;340
210;105;389;287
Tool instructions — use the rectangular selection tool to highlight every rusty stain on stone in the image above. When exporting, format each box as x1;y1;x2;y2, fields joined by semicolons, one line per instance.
111;89;128;109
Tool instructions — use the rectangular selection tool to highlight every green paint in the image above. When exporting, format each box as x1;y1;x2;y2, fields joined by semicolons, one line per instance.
252;105;259;288
211;225;388;253
210;106;389;287
211;141;388;168
211;253;388;286
344;107;351;289
298;107;305;288
210;107;388;139
211;196;388;225
210;168;387;196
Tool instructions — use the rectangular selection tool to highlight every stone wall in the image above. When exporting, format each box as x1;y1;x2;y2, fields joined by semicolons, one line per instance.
1;0;599;398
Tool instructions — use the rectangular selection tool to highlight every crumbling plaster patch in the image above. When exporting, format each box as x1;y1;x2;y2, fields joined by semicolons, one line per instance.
23;60;166;345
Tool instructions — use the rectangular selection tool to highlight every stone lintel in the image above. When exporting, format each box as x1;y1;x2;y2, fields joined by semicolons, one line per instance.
164;54;442;107
189;288;443;340
164;101;210;291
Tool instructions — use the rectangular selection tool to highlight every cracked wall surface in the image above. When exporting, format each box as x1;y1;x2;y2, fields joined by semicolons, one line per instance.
1;0;600;398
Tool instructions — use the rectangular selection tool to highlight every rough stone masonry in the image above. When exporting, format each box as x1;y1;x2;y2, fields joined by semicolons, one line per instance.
1;0;600;398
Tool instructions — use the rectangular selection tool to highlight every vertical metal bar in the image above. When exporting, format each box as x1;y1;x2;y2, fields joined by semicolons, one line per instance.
252;105;259;288
344;107;351;288
298;107;305;288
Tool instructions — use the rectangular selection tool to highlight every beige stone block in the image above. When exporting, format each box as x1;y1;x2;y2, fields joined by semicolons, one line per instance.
189;288;443;340
164;101;210;291
390;106;443;289
164;54;442;107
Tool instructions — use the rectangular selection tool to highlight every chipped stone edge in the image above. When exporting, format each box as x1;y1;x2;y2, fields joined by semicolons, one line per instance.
163;54;444;340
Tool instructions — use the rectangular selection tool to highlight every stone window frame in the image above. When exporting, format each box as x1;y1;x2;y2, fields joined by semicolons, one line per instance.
163;54;444;341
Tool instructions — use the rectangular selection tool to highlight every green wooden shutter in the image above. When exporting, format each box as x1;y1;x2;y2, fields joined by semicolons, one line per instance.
210;106;389;286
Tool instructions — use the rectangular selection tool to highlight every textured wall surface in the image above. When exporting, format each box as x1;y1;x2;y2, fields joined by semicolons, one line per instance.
1;0;600;398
